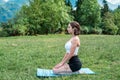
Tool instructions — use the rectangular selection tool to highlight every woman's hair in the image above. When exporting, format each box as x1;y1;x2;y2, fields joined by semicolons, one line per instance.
69;21;80;35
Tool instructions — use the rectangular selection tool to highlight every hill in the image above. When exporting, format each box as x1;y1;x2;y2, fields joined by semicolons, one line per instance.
0;0;28;22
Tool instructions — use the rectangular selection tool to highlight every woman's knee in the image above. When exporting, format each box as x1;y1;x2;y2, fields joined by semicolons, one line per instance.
52;68;59;74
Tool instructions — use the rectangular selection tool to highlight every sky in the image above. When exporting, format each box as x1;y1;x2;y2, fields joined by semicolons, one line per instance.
98;0;120;10
106;0;120;5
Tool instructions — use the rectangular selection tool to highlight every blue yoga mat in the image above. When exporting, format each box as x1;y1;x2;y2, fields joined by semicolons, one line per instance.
37;68;95;77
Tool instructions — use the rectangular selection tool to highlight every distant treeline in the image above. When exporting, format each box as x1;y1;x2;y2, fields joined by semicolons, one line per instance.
0;0;120;37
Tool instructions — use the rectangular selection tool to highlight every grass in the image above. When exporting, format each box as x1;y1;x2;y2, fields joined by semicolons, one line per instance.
0;34;120;80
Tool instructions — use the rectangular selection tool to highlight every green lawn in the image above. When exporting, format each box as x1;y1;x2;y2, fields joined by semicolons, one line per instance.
0;34;120;80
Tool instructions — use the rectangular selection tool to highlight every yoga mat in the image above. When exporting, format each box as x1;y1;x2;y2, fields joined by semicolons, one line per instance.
37;68;95;77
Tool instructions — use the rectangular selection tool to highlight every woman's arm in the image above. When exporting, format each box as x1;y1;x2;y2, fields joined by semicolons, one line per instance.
53;38;79;69
61;53;69;62
61;38;78;65
53;53;68;69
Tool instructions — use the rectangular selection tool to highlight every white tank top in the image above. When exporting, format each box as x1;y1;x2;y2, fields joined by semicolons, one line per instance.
65;40;79;55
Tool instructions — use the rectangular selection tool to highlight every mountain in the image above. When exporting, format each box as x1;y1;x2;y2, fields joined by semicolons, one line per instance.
0;2;20;22
0;0;28;22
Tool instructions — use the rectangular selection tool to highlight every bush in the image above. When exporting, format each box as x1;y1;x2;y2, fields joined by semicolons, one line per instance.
2;24;28;36
117;29;120;35
116;23;120;35
81;26;102;34
13;24;27;35
102;21;118;35
102;12;119;35
109;25;118;35
81;26;90;34
0;28;9;37
90;27;102;34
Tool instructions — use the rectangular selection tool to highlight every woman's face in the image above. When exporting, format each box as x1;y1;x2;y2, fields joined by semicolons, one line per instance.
67;24;73;34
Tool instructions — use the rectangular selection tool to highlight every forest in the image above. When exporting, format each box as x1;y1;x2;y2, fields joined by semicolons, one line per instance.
0;0;120;37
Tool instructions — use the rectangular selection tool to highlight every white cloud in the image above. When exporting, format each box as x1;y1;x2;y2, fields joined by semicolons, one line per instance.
106;0;120;4
3;0;9;2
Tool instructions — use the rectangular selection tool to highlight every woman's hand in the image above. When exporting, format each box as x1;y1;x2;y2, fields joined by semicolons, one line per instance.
54;62;63;69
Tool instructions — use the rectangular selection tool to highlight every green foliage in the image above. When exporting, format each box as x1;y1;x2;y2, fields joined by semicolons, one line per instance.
101;0;109;17
90;27;103;34
0;22;11;36
0;0;73;36
65;0;73;19
102;12;118;35
75;0;101;27
0;27;9;37
113;8;120;34
81;26;89;34
0;21;26;36
12;24;27;35
100;0;118;35
81;26;102;34
14;0;73;35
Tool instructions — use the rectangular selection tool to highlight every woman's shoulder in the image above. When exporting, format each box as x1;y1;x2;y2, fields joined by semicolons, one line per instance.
73;36;79;40
72;36;80;42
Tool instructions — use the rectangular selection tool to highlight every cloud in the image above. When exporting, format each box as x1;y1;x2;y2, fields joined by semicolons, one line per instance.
106;0;120;5
3;0;9;2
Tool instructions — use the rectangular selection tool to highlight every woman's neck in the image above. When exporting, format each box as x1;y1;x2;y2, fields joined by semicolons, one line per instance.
71;32;75;37
72;34;77;37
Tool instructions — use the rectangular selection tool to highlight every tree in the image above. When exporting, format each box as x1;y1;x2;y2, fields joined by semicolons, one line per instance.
75;0;101;27
65;0;74;20
74;0;83;21
101;0;109;17
113;6;120;34
101;0;118;35
102;12;118;35
14;0;73;35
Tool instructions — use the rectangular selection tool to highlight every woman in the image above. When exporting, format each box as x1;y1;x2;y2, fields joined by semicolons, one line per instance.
53;21;82;74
